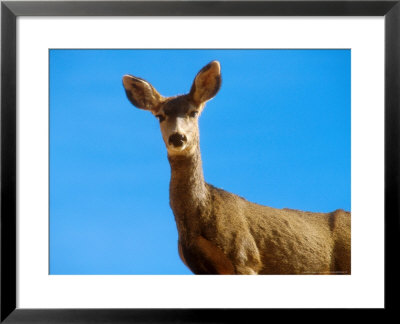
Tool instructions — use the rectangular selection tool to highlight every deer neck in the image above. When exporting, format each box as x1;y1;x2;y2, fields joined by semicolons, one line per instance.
168;146;210;237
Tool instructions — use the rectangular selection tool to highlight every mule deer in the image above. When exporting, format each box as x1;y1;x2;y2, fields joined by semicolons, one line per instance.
122;61;351;275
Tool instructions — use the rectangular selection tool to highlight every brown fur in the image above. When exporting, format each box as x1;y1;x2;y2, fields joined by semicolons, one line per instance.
122;61;351;275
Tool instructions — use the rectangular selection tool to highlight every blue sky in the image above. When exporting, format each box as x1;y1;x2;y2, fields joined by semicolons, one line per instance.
49;49;350;275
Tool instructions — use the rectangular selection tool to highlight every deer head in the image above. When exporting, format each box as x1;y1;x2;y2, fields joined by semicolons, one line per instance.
122;61;221;156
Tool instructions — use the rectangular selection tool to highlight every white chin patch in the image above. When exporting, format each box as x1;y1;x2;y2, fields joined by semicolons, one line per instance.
167;144;187;155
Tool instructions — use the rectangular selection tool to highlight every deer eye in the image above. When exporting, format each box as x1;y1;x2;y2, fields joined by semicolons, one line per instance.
189;111;198;118
156;115;165;123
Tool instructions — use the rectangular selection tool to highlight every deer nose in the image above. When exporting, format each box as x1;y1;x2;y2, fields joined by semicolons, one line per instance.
169;133;187;147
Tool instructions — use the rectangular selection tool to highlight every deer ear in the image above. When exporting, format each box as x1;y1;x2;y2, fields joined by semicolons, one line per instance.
122;75;162;113
189;61;222;105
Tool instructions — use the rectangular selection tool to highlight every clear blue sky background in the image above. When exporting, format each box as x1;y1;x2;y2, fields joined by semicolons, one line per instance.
49;49;350;275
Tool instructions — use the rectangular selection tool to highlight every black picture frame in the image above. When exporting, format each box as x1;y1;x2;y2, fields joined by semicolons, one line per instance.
1;0;399;322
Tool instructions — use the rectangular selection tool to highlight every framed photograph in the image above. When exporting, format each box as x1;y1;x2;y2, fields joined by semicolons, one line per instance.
1;0;399;322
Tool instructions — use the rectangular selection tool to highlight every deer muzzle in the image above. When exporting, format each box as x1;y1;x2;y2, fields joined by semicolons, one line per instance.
169;133;187;147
